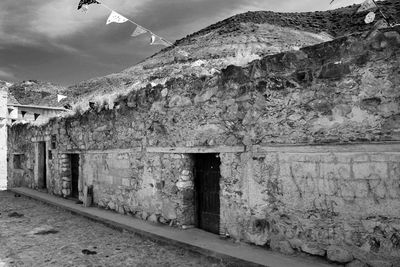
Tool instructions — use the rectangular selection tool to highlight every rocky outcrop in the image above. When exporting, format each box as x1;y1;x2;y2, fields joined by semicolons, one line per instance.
66;0;400;105
8;80;68;107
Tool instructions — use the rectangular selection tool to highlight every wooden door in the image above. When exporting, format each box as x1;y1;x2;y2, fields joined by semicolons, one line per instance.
70;154;80;198
194;154;221;234
37;142;46;189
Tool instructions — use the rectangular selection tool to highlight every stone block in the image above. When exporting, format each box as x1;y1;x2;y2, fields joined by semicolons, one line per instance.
141;211;149;221
162;200;177;220
301;242;326;256
367;260;393;267
320;163;351;180
148;214;159;223
161;88;168;98
62;189;71;197
353;162;387;180
327;246;353;263
62;181;70;189
180;175;191;181
176;181;193;190
61;177;71;182
181;170;190;176
107;201;115;210
369;154;389;162
273;240;295;255
288;239;303;251
122;178;130;187
345;260;368;267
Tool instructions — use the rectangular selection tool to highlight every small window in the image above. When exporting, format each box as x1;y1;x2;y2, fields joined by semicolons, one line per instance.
48;150;53;160
34;113;40;121
8;108;13;115
51;135;57;149
13;154;24;170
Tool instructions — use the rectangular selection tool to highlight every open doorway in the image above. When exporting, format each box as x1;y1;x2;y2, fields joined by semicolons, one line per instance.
37;142;47;189
69;154;80;199
194;153;221;235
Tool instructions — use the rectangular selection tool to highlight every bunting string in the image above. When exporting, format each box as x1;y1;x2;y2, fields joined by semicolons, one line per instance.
98;1;174;47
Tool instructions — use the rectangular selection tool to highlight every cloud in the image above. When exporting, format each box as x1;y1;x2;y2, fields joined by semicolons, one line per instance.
0;0;369;85
0;69;16;81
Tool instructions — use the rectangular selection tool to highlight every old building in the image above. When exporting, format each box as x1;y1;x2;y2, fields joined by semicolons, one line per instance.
0;82;8;190
0;81;68;189
6;5;400;267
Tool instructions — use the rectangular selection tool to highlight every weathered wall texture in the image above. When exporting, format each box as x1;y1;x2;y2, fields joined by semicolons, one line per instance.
7;27;400;265
220;145;400;265
0;84;7;190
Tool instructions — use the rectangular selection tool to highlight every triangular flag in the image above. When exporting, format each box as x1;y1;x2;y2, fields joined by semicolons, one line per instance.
365;11;376;24
373;18;389;29
57;94;67;102
131;25;147;37
77;0;100;10
357;0;377;13
106;11;128;24
150;35;170;46
81;4;89;12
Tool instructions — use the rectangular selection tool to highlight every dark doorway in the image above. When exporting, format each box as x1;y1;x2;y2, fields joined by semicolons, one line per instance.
194;154;221;234
37;142;47;189
70;154;80;199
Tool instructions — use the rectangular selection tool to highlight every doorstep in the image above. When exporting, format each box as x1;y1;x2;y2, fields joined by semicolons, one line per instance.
9;187;335;267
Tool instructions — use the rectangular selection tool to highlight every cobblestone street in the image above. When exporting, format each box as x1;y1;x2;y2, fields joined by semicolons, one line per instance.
0;191;225;267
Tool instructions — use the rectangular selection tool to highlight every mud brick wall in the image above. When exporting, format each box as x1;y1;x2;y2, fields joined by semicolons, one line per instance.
7;27;400;265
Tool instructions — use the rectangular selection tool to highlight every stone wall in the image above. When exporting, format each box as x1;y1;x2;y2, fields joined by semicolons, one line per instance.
7;27;400;265
220;145;400;265
0;84;7;190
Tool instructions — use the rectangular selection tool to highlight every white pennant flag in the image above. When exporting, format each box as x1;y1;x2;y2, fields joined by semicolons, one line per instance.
106;11;128;24
357;0;377;13
81;4;89;12
57;94;67;102
365;11;376;24
131;25;147;37
150;35;170;46
373;19;389;29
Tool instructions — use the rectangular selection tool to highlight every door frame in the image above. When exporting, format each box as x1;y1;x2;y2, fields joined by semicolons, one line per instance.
69;153;80;199
193;153;221;235
35;141;48;190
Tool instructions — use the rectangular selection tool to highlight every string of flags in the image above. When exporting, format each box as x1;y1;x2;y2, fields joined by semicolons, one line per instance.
77;0;173;48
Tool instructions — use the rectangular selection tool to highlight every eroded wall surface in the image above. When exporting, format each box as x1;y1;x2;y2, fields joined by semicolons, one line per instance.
0;84;7;190
7;27;400;265
220;145;400;265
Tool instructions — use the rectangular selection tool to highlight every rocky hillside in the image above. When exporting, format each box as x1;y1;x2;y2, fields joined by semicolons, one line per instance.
7;80;68;107
65;0;399;108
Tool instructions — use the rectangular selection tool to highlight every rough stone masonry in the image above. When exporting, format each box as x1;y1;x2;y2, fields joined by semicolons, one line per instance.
7;26;400;266
0;82;7;190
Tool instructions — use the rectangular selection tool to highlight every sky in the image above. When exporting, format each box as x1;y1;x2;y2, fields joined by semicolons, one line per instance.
0;0;367;86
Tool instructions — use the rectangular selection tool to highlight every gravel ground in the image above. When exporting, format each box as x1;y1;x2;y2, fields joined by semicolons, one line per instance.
0;191;227;267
